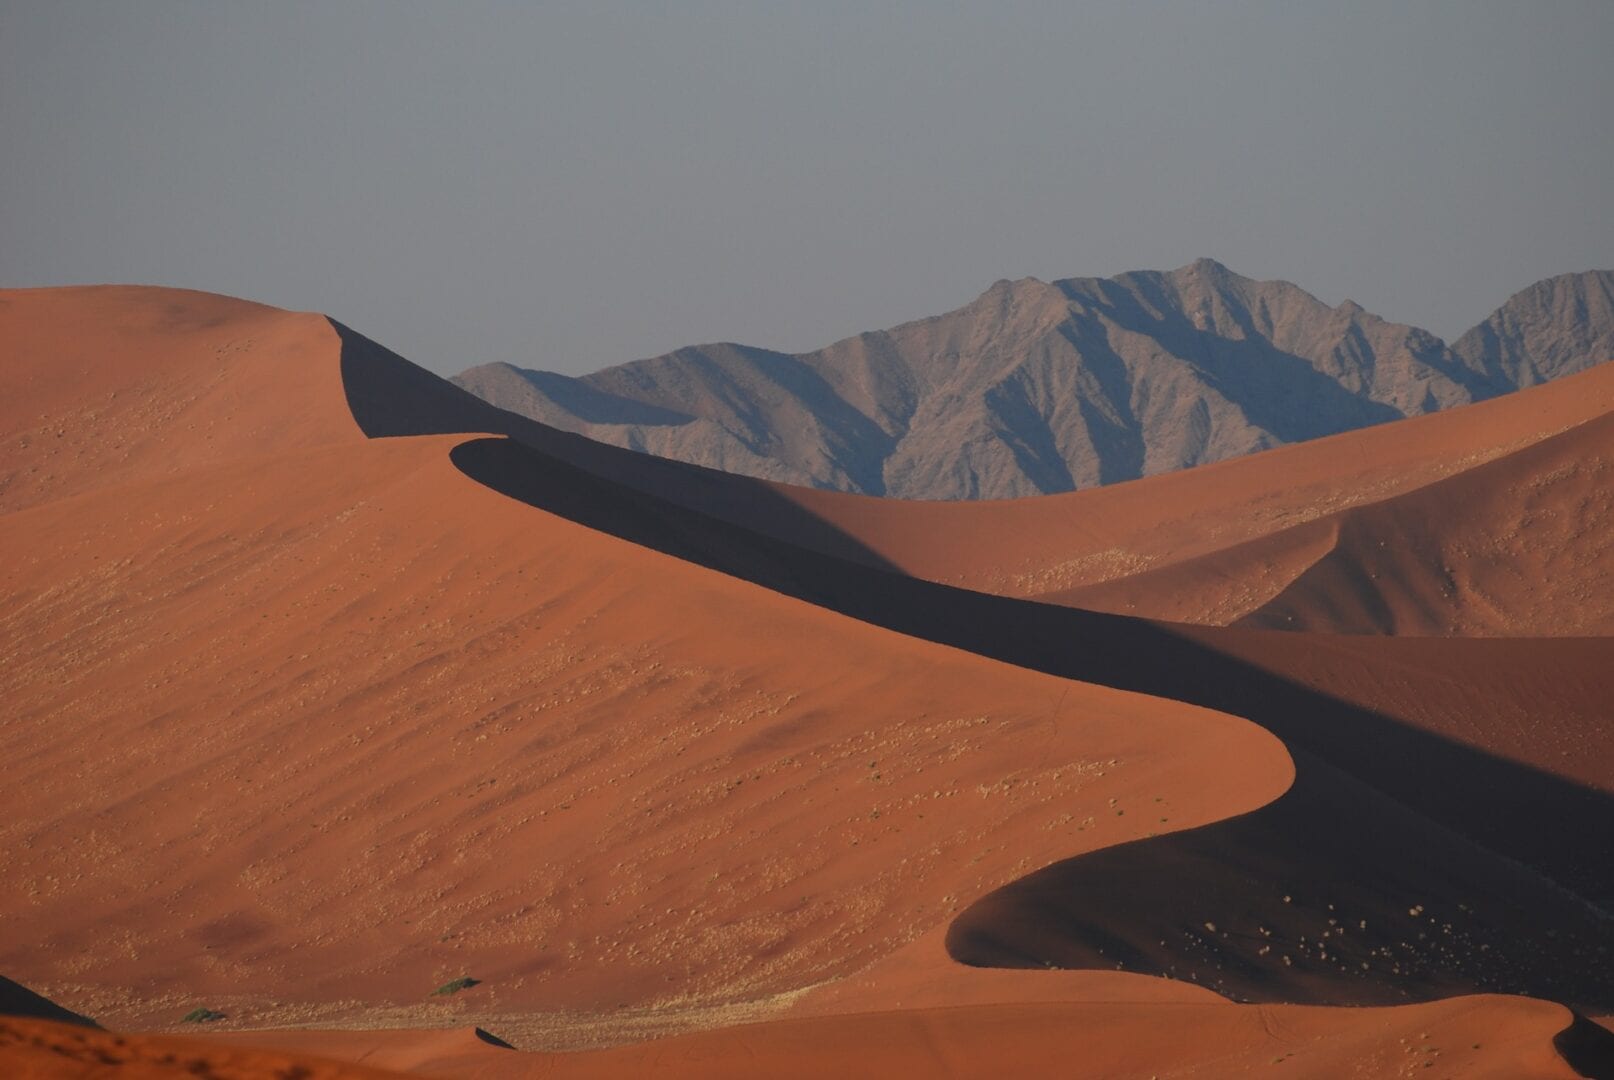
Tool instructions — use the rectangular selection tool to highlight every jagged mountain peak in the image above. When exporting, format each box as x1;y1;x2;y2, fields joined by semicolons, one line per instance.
454;265;1614;500
1452;270;1614;388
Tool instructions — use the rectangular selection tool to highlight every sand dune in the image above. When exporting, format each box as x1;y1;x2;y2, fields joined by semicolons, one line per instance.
0;288;1288;1027
4;286;1609;1077
1038;401;1614;634
0;287;365;514
766;360;1614;634
428;424;1614;938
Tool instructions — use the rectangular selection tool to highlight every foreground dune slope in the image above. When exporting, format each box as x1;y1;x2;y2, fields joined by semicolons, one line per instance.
0;287;1289;1031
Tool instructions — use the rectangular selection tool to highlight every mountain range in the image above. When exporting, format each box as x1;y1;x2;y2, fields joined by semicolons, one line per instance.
454;260;1614;499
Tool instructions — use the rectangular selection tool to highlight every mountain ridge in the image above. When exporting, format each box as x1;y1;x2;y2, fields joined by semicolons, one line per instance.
454;262;1614;499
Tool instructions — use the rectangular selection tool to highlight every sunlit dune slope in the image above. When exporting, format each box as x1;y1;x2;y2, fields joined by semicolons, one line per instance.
0;287;1289;1028
1048;403;1614;634
1231;409;1614;634
728;363;1614;635
0;286;363;513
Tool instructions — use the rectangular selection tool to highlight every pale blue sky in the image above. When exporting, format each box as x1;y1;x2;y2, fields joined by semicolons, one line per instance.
3;2;1610;374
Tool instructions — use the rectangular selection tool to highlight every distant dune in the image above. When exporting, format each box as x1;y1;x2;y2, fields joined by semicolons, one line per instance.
744;359;1614;636
454;262;1614;500
3;286;1610;1078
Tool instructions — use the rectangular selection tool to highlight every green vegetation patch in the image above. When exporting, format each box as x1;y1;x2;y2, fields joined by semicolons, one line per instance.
180;1007;226;1023
430;976;481;997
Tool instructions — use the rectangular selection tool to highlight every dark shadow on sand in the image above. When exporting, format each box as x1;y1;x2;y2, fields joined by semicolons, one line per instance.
334;319;906;576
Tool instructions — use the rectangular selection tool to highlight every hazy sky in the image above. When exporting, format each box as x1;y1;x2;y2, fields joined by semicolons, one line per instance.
3;3;1611;376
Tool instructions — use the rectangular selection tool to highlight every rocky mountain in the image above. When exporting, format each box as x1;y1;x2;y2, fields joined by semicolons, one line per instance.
1451;269;1614;389
453;261;1614;500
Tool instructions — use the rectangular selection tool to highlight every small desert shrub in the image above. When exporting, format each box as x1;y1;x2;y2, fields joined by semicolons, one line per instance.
430;976;480;997
181;1007;226;1023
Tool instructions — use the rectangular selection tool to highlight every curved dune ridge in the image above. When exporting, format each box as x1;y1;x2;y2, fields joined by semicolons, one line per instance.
2;286;1610;1077
757;359;1614;635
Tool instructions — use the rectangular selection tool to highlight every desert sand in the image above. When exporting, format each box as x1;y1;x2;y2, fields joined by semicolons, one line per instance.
2;286;1610;1077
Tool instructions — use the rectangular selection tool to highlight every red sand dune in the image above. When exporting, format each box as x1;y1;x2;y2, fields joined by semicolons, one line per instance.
4;286;1611;1077
640;357;1614;636
0;288;1288;1021
1047;403;1614;634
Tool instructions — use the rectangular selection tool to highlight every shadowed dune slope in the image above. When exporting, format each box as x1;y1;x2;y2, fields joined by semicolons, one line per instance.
948;745;1611;1008
0;976;97;1029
